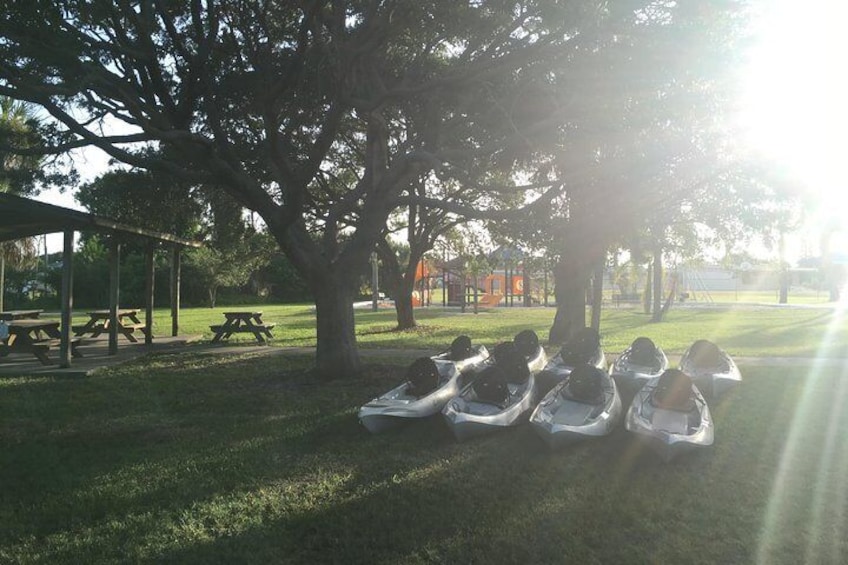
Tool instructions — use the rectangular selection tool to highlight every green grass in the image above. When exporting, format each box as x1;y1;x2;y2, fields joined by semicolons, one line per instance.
2;352;847;563
116;301;848;359
4;304;848;562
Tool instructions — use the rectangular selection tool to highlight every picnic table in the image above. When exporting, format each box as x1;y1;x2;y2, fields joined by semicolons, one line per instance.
210;311;275;344
73;309;149;343
0;309;43;321
0;319;82;365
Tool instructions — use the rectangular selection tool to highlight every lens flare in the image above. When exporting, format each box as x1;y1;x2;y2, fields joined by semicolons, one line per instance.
756;281;848;563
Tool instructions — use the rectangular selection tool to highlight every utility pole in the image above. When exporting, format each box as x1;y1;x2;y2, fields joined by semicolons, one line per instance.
371;252;379;311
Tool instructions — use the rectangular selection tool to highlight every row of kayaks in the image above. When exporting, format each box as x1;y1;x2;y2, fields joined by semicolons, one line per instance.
358;330;741;461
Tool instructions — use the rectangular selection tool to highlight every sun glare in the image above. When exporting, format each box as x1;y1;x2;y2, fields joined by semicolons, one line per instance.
739;0;848;228
742;5;848;561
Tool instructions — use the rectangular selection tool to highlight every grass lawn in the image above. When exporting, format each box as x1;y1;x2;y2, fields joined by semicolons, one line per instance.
2;351;847;564
138;301;848;359
3;304;847;563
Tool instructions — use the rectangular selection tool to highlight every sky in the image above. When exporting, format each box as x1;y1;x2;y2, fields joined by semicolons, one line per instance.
36;145;110;252
736;0;848;261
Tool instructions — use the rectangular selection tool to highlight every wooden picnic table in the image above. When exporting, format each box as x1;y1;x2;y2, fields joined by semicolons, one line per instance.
210;311;275;344
73;308;149;343
0;309;43;321
0;319;82;365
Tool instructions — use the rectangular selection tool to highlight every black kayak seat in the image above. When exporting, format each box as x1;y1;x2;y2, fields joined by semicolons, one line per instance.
473;365;510;406
449;335;473;361
629;337;658;367
513;329;540;360
651;369;695;412
559;327;601;366
493;341;530;384
563;364;605;404
688;339;727;370
406;357;441;397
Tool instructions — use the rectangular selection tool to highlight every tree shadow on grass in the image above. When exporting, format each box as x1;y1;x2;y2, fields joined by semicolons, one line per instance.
0;357;457;556
4;361;839;564
150;417;752;564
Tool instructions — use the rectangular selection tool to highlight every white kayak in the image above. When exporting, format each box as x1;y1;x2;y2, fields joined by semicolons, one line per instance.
536;327;606;398
442;330;547;441
625;369;714;462
530;362;622;449
678;339;741;398
359;337;490;433
610;337;669;398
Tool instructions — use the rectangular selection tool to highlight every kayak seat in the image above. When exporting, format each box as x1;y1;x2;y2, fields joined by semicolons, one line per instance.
563;364;605;405
559;327;601;367
629;337;659;367
651;369;695;412
561;350;592;367
449;335;473;361
406;357;441;397
493;342;530;384
688;339;728;370
473;366;510;407
513;329;540;359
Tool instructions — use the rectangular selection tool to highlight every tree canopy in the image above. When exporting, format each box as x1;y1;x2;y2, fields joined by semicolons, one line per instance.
0;1;591;375
0;1;787;373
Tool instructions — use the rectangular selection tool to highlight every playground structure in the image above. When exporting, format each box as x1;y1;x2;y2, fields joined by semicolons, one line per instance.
411;256;552;308
406;256;833;310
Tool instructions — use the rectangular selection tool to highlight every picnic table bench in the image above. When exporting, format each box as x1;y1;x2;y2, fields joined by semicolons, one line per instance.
0;309;43;321
211;311;275;344
0;319;82;365
73;309;150;343
612;293;642;307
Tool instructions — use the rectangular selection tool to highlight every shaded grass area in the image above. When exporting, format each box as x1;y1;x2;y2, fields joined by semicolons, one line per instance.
135;302;848;359
2;352;847;563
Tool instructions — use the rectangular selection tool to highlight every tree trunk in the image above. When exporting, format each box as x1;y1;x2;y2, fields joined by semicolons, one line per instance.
313;278;361;378
549;256;589;345
590;257;604;331
376;239;419;330
778;269;788;304
460;270;467;313
393;278;416;329
651;244;663;322
643;263;652;314
662;272;678;316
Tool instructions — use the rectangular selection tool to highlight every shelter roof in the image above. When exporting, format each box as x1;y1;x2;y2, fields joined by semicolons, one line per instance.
0;192;201;247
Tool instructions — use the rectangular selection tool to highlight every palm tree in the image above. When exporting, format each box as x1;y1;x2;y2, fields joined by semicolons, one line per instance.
1;96;43;310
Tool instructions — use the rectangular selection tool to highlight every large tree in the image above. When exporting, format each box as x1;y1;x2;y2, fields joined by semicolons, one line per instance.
488;1;793;343
0;1;598;376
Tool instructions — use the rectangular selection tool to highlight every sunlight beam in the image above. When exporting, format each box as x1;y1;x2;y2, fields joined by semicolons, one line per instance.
756;279;848;564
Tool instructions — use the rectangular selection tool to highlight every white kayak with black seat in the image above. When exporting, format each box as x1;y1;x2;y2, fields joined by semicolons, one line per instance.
610;337;669;398
678;339;741;398
536;327;607;398
530;363;622;449
442;330;546;441
359;336;490;433
625;369;714;462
